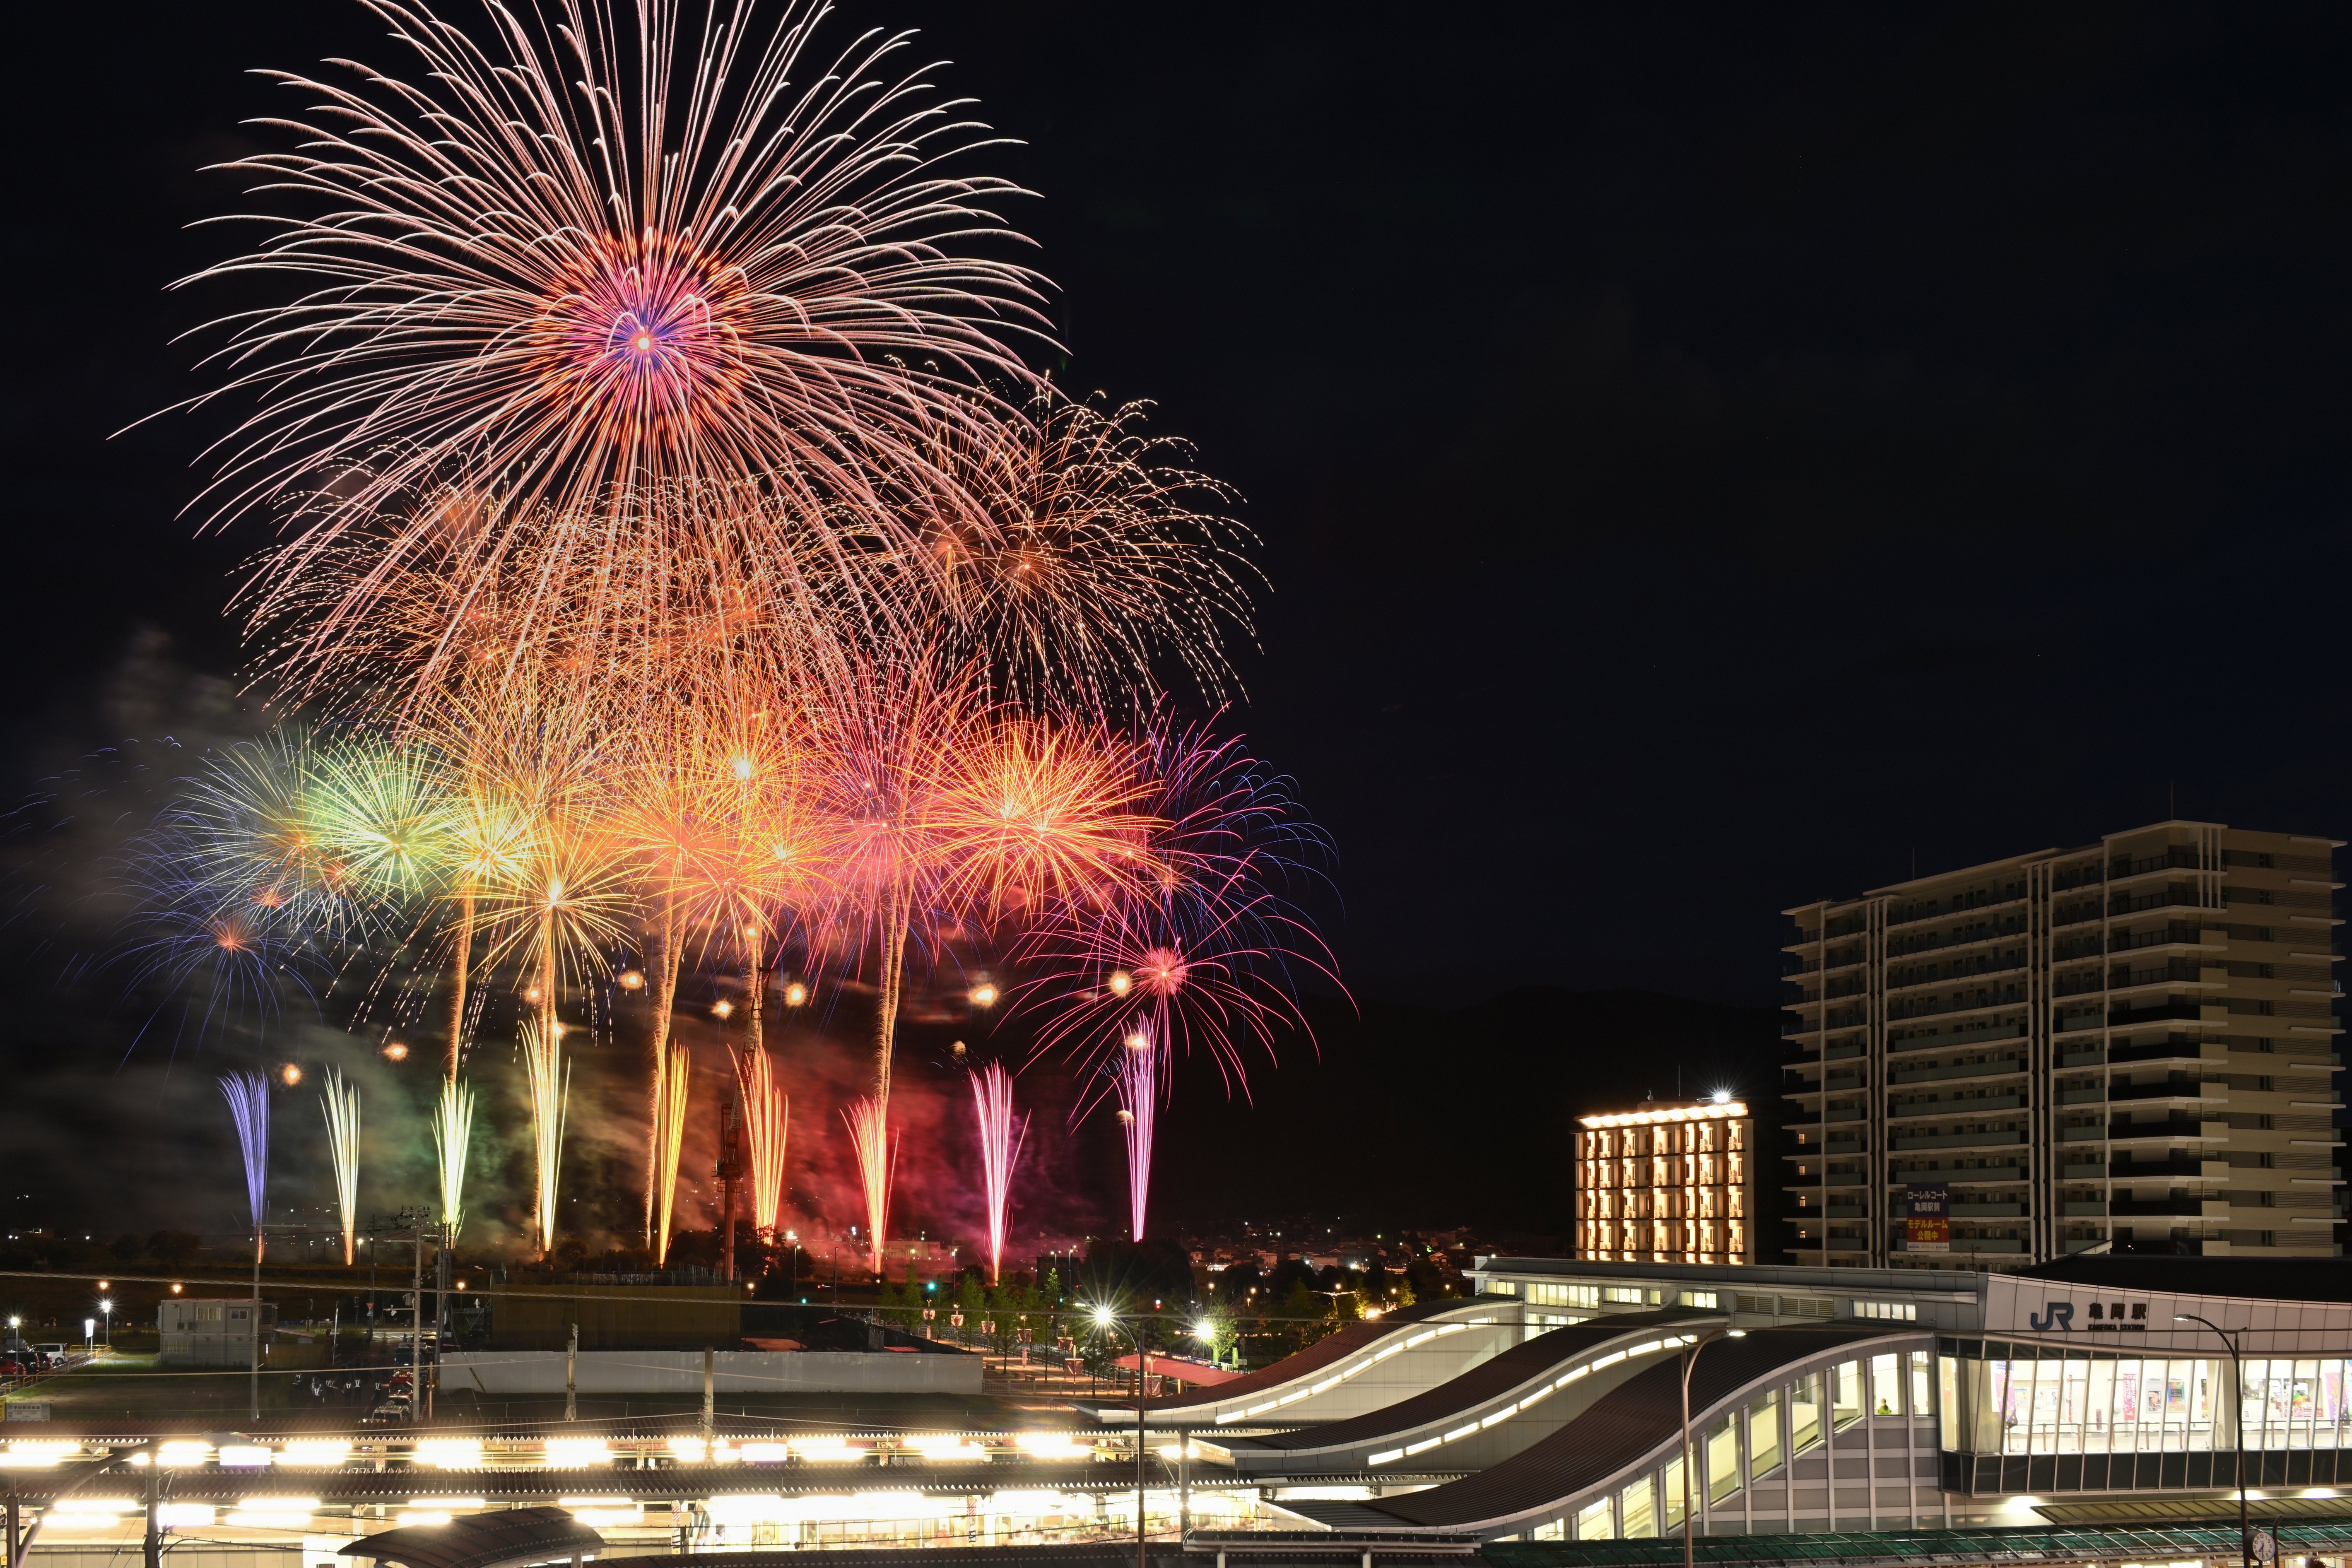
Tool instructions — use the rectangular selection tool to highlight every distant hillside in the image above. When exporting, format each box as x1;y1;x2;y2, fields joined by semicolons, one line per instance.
1152;986;1789;1249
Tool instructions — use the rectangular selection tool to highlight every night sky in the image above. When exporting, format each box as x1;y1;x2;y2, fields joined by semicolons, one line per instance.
5;4;2351;1233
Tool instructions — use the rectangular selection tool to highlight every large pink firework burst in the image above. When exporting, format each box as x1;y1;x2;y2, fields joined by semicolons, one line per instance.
166;0;1054;687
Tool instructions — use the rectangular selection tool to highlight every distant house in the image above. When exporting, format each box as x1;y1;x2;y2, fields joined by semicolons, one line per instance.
158;1299;276;1367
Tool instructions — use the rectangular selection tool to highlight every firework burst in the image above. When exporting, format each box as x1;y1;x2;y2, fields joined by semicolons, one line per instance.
174;0;1053;697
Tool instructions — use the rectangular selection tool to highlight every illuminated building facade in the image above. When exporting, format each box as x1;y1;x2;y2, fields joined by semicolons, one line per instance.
1783;820;2346;1269
1574;1097;1756;1264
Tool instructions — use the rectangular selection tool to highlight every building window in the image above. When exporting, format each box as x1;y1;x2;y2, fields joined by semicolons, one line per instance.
1603;1286;1650;1305
1852;1301;1917;1322
1487;1279;1520;1296
1681;1291;1719;1309
1531;1283;1600;1310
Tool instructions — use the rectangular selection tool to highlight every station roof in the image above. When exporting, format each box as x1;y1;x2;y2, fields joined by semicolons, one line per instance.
1480;1517;2352;1568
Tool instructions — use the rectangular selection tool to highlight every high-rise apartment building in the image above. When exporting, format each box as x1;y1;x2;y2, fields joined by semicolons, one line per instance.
1574;1096;1757;1264
1781;820;2344;1268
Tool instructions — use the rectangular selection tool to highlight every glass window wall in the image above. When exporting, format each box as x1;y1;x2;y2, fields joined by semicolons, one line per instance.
1706;1414;1740;1504
1833;1360;1863;1427
1791;1371;1823;1455
1748;1389;1782;1478
1620;1476;1656;1539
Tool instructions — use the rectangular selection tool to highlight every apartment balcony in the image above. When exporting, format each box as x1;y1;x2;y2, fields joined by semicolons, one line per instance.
2060;1047;2107;1067
1889;991;2025;1024
2061;1086;2106;1105
1825;1039;1864;1061
1951;1202;2023;1216
1889;1094;2022;1121
1886;960;2025;996
2063;1202;2110;1216
2055;1011;2106;1036
2108;1078;2224;1104
2108;1116;2229;1143
1892;1057;2027;1086
1887;920;2027;959
1887;895;2026;929
2110;1157;2229;1180
2111;1197;2229;1218
1897;1236;2024;1253
2109;1000;2220;1030
2111;1036;2214;1067
2111;884;2210;918
2111;848;2207;883
2112;922;2226;956
2060;1124;2109;1142
1893;1127;2025;1151
1823;1138;1862;1154
1887;1020;2025;1055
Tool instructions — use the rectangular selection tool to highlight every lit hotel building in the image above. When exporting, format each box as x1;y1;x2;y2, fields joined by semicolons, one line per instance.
1575;1096;1757;1264
1782;820;2344;1269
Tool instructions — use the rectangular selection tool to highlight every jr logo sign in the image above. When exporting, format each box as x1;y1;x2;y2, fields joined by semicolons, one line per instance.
2027;1302;2076;1332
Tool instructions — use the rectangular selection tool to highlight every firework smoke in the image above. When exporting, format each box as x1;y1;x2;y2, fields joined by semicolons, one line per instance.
969;1062;1028;1285
318;1067;362;1265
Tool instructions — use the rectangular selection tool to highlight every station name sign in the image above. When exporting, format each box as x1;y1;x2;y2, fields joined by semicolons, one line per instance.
2027;1300;2151;1333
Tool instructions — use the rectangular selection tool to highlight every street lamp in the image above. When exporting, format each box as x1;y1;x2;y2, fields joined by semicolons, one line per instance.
99;1298;112;1350
2178;1314;2255;1568
1090;1304;1150;1568
1680;1327;1745;1568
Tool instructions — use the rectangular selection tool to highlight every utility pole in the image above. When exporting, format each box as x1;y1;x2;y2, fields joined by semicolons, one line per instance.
2179;1315;2253;1568
715;1097;745;1283
412;1219;427;1425
1680;1327;1740;1568
250;1218;264;1421
565;1321;579;1423
701;1347;716;1444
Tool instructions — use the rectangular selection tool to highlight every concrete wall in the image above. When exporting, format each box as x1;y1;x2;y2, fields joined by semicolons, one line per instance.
442;1347;983;1395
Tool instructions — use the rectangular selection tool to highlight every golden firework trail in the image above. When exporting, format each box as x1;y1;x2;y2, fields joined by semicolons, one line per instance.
520;1020;571;1258
841;1096;896;1273
651;1044;691;1266
739;1044;789;1236
431;1078;475;1239
318;1067;363;1266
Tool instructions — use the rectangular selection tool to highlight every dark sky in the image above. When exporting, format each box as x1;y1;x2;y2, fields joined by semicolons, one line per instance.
8;4;2352;1039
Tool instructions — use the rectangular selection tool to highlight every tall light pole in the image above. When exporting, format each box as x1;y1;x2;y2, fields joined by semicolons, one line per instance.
2178;1314;2253;1568
1092;1305;1150;1568
1680;1327;1743;1568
